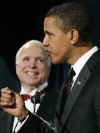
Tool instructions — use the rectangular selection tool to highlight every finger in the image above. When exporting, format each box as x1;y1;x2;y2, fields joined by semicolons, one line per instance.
0;98;15;107
1;87;15;99
1;87;12;94
0;92;15;107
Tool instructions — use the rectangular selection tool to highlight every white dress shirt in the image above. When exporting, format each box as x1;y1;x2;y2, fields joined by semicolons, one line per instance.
71;46;99;89
12;81;48;133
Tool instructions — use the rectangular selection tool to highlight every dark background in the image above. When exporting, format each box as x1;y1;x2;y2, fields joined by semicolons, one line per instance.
0;0;100;75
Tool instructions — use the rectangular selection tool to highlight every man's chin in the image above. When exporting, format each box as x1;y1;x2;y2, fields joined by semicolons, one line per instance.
28;82;40;87
52;59;62;64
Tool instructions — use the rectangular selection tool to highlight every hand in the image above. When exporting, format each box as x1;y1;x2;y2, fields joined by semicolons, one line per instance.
0;87;15;107
0;87;28;119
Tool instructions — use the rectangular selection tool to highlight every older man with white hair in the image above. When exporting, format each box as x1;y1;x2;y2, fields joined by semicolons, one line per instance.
0;40;59;133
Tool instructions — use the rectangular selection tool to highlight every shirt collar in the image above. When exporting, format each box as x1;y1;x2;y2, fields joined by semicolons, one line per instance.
20;81;48;96
72;46;99;76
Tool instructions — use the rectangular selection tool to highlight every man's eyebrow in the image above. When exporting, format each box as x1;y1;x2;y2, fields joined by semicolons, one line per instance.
36;56;45;59
44;31;52;35
22;56;29;58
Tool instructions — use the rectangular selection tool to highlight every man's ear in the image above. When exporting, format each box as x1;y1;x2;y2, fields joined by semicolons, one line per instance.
70;29;79;45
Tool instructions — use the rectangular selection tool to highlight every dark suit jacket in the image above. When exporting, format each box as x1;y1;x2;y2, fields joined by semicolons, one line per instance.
0;57;20;90
0;87;59;133
56;50;100;133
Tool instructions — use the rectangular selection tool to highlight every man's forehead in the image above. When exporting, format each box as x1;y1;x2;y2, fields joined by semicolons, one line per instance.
20;46;44;57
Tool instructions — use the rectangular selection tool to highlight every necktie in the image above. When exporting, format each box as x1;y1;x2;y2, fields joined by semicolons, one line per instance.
59;68;76;117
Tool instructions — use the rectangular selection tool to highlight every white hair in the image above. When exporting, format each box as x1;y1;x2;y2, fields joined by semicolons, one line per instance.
16;40;51;67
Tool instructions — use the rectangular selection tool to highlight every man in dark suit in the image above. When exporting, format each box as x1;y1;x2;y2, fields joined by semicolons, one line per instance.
42;2;100;133
0;40;59;133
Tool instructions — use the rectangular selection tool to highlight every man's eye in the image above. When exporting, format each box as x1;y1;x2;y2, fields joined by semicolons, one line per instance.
23;57;29;61
36;57;45;63
39;59;45;62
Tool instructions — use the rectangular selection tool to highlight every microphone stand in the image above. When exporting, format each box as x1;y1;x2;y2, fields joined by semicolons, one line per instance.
31;95;57;133
32;112;56;132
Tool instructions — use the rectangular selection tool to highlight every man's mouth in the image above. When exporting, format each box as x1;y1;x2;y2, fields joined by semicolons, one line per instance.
27;71;38;76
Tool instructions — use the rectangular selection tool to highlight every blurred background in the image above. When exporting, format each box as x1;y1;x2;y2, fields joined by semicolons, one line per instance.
0;0;100;76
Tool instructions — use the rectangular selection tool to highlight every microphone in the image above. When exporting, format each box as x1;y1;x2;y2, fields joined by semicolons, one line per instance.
31;91;56;132
33;113;57;132
31;92;40;104
31;92;41;113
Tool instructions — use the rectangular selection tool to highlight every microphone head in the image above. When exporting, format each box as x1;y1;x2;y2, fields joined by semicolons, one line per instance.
31;92;40;104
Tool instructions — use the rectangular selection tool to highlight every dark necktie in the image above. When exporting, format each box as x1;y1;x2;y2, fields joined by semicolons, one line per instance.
59;68;76;117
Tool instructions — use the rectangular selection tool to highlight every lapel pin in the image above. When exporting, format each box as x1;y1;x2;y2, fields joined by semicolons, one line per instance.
77;81;81;85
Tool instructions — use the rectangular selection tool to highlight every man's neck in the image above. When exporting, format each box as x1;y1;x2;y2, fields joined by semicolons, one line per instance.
21;85;36;93
21;81;48;93
67;45;92;65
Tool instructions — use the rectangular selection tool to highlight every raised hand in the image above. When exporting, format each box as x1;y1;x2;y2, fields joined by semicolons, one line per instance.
0;87;28;119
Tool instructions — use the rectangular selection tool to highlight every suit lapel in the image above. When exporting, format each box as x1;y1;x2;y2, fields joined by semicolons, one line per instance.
60;65;90;128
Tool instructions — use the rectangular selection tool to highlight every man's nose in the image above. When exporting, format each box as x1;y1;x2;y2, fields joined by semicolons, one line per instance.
43;37;49;47
29;59;36;67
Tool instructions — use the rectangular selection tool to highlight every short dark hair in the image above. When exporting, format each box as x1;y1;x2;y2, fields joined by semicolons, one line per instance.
45;2;93;43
